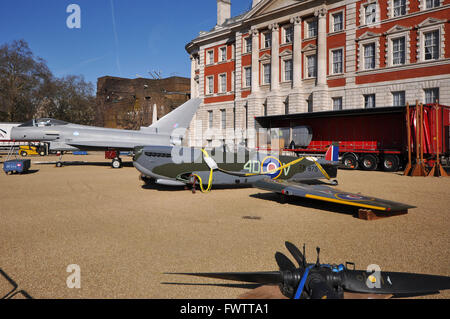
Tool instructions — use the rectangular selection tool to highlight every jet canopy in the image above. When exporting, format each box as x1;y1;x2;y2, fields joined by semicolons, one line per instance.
19;118;69;127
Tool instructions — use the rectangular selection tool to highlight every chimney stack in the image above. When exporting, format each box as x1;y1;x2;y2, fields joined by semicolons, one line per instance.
217;0;231;26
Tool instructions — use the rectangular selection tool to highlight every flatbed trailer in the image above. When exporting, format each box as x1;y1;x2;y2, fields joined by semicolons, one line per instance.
255;104;450;172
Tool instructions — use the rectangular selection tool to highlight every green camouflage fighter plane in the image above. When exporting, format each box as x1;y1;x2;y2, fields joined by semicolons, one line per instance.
133;144;415;213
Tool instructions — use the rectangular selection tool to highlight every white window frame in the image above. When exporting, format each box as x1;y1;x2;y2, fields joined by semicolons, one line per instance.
385;26;411;67
208;111;213;129
206;75;214;95
218;73;227;93
305;18;318;39
305;54;317;78
425;0;441;9
244;37;252;54
207;50;214;65
357;33;381;71
364;94;376;108
417;19;445;62
219;46;227;62
392;91;406;106
283;58;293;82
424;88;439;104
363;43;376;70
221;109;226;129
360;1;380;26
330;48;344;75
244;66;252;88
262;63;271;85
332;97;343;110
283;25;294;44
263;32;271;48
389;0;408;18
330;10;344;33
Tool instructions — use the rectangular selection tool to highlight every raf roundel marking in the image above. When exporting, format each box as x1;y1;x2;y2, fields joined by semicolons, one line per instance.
334;193;374;201
261;156;282;180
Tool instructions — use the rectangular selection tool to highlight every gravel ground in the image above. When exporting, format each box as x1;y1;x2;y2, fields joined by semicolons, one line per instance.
0;153;449;299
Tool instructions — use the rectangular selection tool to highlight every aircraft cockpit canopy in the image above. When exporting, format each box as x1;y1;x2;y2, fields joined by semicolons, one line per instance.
19;118;69;127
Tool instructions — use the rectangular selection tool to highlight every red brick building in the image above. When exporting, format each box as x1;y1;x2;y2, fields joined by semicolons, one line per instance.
185;0;450;147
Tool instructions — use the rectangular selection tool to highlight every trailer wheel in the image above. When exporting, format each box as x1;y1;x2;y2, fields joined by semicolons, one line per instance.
342;153;358;170
361;154;378;171
382;155;399;172
20;151;27;157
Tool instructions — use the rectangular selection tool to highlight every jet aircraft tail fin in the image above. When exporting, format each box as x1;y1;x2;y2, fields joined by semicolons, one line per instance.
146;98;202;134
325;144;339;162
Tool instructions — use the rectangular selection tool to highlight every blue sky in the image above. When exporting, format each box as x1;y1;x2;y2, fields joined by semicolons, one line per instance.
0;0;252;86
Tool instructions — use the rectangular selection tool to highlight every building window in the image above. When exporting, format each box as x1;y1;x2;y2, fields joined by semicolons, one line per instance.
307;94;313;112
219;73;227;93
307;55;317;78
364;94;376;108
424;88;439;104
221;109;226;129
332;49;343;74
207;50;214;65
307;20;317;38
392;37;406;65
263;63;271;85
208;111;213;128
284;59;293;82
424;30;439;60
425;0;440;9
284;25;294;43
332;12;343;32
365;3;377;24
245;37;252;53
263;32;271;48
364;43;375;69
393;0;406;16
332;97;343;110
392;91;405;106
219;47;227;62
207;76;214;95
244;66;251;88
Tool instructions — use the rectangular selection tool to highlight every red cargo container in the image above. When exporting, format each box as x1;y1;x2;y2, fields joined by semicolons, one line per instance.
255;104;450;172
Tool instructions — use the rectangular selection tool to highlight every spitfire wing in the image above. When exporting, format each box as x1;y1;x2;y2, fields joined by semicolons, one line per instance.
253;178;415;212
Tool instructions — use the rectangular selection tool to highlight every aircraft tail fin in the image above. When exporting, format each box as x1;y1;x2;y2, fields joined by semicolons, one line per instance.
325;144;339;162
147;98;201;134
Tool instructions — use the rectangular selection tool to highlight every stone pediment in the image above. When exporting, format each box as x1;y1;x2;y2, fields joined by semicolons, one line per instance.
280;49;293;56
416;17;447;28
259;53;272;61
384;24;411;35
244;0;308;20
356;31;381;41
302;43;316;52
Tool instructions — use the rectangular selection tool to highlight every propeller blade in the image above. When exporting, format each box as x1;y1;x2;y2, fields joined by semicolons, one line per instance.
166;271;283;285
275;252;296;271
285;242;305;267
342;270;450;296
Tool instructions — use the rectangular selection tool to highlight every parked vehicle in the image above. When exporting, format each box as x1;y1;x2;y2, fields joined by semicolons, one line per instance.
255;104;450;172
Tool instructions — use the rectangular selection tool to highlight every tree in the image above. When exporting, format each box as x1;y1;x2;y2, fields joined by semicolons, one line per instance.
0;39;52;122
0;39;96;125
42;75;96;125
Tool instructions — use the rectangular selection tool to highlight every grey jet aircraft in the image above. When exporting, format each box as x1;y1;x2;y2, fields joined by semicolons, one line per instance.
10;98;201;168
132;144;415;213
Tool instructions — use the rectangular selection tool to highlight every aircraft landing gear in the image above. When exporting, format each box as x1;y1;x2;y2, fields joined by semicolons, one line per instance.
55;152;64;168
111;157;122;169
